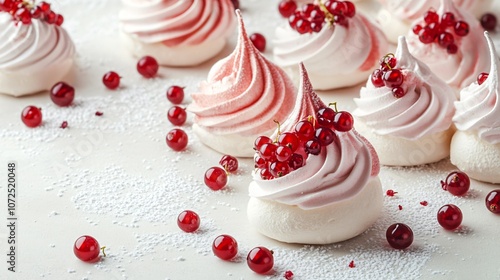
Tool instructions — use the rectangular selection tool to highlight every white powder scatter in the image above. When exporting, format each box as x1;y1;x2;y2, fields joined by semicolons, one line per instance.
67;269;76;273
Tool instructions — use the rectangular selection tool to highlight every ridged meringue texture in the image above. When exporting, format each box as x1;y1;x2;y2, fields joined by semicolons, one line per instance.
0;14;75;97
273;5;388;90
188;10;296;157
406;0;489;90
248;63;383;244
354;36;456;166
119;0;235;66
377;0;493;43
451;32;500;184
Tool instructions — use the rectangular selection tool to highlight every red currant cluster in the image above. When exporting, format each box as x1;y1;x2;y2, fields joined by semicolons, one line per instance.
278;0;355;34
371;54;406;98
254;105;354;180
0;0;64;26
412;10;469;54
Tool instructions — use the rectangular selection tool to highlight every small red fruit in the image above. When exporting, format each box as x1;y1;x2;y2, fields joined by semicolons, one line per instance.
204;166;227;190
486;190;500;214
137;56;159;78
166;128;188;151
386;223;413;249
278;0;297;18
423;10;439;24
102;71;120;89
74;235;101;262
333;111;354;132
50;82;75;107
440;171;470;196
454;21;469;37
212;234;238;260
477;72;489;85
437;204;463;230
386;190;397;197
219;155;238;173
21;106;42;128
167;106;187;126
247;246;274;274
166;85;185;104
481;13;497;32
177;210;200;233
383;69;404;88
250;33;266;52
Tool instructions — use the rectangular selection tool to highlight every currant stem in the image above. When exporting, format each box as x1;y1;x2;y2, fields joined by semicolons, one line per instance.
328;102;339;113
383;53;395;70
101;246;107;257
317;0;335;26
273;120;282;142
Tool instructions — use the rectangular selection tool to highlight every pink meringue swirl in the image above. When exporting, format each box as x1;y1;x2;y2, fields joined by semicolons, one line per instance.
453;32;500;144
249;64;379;210
354;36;456;140
119;0;235;47
406;0;489;89
188;10;296;136
0;13;74;73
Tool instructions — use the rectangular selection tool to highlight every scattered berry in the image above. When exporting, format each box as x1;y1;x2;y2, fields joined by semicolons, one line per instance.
60;121;68;129
247;246;274;274
420;201;428;206
74;235;102;262
485;190;500;214
177;210;200;233
398;205;403;210
386;223;413;249
250;33;266;52
166;85;185;104
220;155;238;173
386;190;397;197
477;72;489;85
284;270;294;280
454;21;469;37
204;166;228;190
440;171;470;196
481;13;497;32
50;82;74;107
212;234;238;260
95;111;104;116
102;71;120;89
333;111;354;132
137;56;159;78
167;106;187;126
437;204;463;230
166;128;188;151
21;106;42;128
348;260;355;268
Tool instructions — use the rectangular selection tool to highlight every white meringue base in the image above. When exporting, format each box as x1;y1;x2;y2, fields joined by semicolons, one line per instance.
247;177;383;244
0;59;73;97
121;32;226;67
376;10;410;44
193;123;265;158
450;131;500;184
285;65;372;90
355;120;454;166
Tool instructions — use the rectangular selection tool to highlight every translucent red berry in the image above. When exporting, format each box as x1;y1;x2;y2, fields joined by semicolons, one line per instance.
343;1;356;18
386;189;397;197
21;106;42;128
486;190;500;214
55;14;64;26
454;21;469;37
284;270;294;280
481;13;497;32
259;143;278;161
102;71;120;89
418;27;436;44
412;24;422;35
254;154;267;169
278;132;300;152
440;171;470;196
212;234;238;260
386;223;413;249
204;167;227;190
288;153;304;170
333;111;354;132
137;56;159;78
295;19;311;34
317;107;336;128
315;127;335;146
447;43;458;54
74;235;101;262
294;120;315;141
392;87;406;98
441;12;456;27
166;128;188;151
276;145;293;162
437;204;463;230
438;32;454;48
167;106;187;126
50;82;75;107
278;0;297;18
371;69;385;88
166;85;185;104
305;139;322;155
477;72;489;85
15;8;31;24
383;69;404;88
260;168;273;180
250;33;266;52
424;10;439;24
177;210;200;233
219;155;238;173
269;161;290;177
254;136;273;150
247;247;274;274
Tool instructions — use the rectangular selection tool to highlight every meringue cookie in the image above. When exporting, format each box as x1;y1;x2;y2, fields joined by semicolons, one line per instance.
119;0;235;67
354;36;456;166
273;5;388;90
248;64;382;244
451;32;500;183
406;0;489;90
377;0;493;43
188;11;296;157
0;13;75;97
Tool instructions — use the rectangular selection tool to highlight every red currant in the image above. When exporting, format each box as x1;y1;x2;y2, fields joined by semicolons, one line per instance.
21;106;42;128
424;10;439;24
55;14;64;26
166;128;188;151
260;168;274;180
167;106;187;126
254;136;273;150
441;12;456;27
383;69;404;88
278;0;297;18
412;24;423;35
392;87;406;98
278;132;300;151
45;11;56;24
386;189;397;196
440;171;470;196
486;190;500;214
477;72;489;85
50;82;74;107
295;19;311;34
269;161;290;177
437;204;463;230
254;154;267;169
177;210;200;232
219;155;238;173
454;21;469;37
15;8;31;24
259;143;278;161
60;121;68;129
288;153;304;170
386;223;413;249
437;32;454;48
247;247;274;274
102;71;120;89
371;69;385;87
166;85;185;104
250;33;266;52
317;107;336;128
284;270;294;280
315;127;335;146
230;0;239;9
418;27;436;44
212;234;238;260
333;111;354;132
204;166;227;190
447;43;458;54
137;56;159;78
343;1;356;18
74;235;101;262
275;145;293;162
305;139;322;155
294;120;315;141
481;13;497;32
